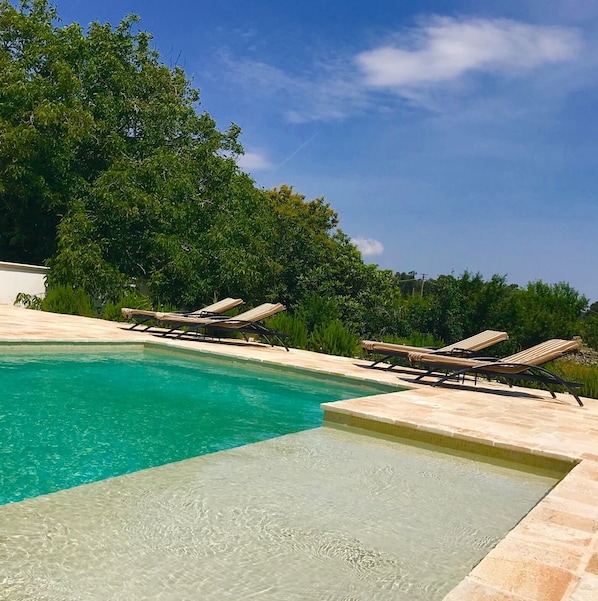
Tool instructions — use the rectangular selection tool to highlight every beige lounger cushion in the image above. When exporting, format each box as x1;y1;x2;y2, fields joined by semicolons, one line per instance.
188;298;244;316
121;297;244;321
156;303;285;329
362;330;508;357
408;338;581;374
121;308;158;319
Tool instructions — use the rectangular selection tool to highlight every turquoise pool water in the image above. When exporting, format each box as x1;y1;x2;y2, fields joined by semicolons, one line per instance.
1;344;399;505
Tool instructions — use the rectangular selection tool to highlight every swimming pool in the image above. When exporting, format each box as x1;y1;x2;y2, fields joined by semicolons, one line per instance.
1;341;571;599
0;343;401;504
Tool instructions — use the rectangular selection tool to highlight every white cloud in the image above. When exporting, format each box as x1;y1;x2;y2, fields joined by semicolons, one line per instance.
236;150;272;171
352;237;384;256
219;53;368;123
216;16;588;123
356;17;582;89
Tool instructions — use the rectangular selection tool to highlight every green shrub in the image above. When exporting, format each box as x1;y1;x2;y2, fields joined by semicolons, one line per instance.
582;314;598;350
549;360;598;401
102;290;153;322
381;332;444;347
308;319;360;357
295;293;339;332
14;292;43;310
265;313;308;349
41;285;96;317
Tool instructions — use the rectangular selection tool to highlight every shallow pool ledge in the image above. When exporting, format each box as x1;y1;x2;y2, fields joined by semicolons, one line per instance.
322;393;598;601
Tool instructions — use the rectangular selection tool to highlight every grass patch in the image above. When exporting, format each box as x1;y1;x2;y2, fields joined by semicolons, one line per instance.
549;359;598;400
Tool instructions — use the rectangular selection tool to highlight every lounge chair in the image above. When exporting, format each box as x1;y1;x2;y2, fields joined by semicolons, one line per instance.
157;302;289;350
361;330;509;370
407;338;584;406
121;297;244;330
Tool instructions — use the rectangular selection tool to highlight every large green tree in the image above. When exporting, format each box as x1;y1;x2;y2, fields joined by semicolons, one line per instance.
510;281;588;348
1;0;89;262
0;0;241;304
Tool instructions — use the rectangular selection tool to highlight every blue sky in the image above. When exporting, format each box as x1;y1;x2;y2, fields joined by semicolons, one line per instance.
48;0;598;303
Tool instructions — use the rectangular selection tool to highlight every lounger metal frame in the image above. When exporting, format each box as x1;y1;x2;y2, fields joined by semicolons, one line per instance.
126;310;226;331
412;360;584;406
159;318;290;350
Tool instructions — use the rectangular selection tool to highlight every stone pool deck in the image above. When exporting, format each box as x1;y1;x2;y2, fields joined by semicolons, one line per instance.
1;304;597;601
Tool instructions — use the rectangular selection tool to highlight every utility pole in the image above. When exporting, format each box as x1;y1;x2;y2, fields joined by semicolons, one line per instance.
420;274;426;297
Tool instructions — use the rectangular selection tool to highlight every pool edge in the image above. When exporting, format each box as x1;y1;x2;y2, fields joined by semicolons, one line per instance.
321;403;598;601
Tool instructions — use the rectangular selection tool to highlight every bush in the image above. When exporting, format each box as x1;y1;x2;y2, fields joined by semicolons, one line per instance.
379;332;445;348
14;292;43;310
101;290;153;322
295;293;339;332
265;313;308;349
549;360;598;401
308;320;360;357
582;314;598;350
41;285;96;317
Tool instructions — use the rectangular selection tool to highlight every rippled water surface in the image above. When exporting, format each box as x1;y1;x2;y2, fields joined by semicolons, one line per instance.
1;427;560;601
0;345;398;504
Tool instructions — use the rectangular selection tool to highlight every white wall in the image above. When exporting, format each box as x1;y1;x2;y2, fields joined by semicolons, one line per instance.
0;261;48;304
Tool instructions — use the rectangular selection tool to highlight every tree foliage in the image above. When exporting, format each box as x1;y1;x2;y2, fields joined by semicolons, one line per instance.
1;0;241;303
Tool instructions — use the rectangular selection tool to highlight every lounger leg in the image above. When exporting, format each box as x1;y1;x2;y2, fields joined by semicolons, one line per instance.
414;370;435;382
367;356;393;368
525;366;584;407
128;317;152;330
